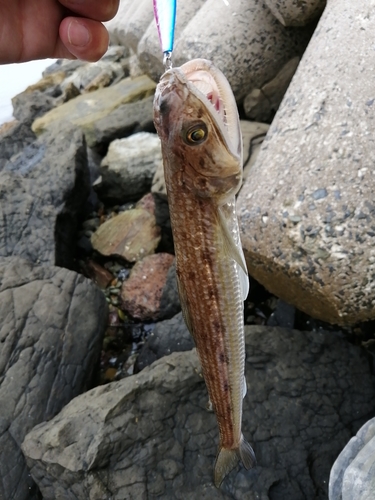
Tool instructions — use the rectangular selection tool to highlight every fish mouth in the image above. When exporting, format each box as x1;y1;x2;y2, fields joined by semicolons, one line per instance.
177;59;242;162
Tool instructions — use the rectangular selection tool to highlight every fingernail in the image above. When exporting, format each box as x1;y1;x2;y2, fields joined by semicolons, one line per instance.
67;20;90;47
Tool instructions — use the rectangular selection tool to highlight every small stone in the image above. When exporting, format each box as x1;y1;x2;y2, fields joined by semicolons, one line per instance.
121;253;175;321
91;208;161;263
83;260;114;289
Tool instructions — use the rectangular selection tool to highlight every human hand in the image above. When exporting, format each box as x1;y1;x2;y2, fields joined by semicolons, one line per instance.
0;0;119;64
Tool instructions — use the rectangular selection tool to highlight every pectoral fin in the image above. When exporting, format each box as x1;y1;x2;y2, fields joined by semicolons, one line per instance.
217;207;249;300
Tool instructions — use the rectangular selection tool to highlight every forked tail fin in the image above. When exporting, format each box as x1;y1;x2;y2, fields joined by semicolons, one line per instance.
214;435;256;488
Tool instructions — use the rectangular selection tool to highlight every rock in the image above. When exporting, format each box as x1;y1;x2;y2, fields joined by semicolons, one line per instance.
105;0;153;51
22;325;375;499
240;120;269;180
265;0;326;27
95;132;162;204
159;260;181;320
89;94;155;150
0;256;107;500
267;299;296;329
0;123;90;268
172;0;313;101
60;60;126;94
91;208;161;262
0;120;36;163
329;418;375;500
136;192;156;214
135;312;193;372
238;0;375;325
32;75;156;148
243;57;300;122
138;0;207;81
121;253;175;321
81;259;115;289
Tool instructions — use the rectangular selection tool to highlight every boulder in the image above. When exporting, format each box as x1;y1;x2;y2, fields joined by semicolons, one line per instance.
329;418;375;500
0;256;107;500
91;208;161;262
265;0;326;27
0;123;90;268
121;253;175;321
135;312;193;372
32;75;156;148
89;94;155;150
238;0;375;325
0;120;36;163
243;57;300;122
95;132;162;204
22;325;375;499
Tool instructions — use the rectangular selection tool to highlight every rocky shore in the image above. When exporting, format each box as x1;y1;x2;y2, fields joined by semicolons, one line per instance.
0;1;374;499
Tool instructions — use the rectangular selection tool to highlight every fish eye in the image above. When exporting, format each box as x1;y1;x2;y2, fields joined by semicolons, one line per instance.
184;123;208;145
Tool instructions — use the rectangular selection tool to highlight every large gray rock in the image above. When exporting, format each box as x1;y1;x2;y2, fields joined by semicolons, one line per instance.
0;256;107;500
22;325;375;499
0;120;36;164
95;132;162;204
32;75;156;148
90;94;155;150
329;418;375;500
238;0;375;325
265;0;326;26
0;123;89;268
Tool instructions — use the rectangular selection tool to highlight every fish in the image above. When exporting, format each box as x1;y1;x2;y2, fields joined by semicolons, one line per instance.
153;58;256;487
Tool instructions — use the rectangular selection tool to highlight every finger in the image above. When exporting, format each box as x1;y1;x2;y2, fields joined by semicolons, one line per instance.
58;0;119;22
59;17;109;62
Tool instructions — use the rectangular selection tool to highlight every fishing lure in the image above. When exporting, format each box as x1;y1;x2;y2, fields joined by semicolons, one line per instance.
153;0;177;68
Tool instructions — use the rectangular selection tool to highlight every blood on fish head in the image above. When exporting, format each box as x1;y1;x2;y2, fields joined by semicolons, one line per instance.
154;59;243;202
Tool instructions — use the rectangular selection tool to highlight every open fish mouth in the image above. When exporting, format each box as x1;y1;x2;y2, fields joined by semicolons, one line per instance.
176;59;242;161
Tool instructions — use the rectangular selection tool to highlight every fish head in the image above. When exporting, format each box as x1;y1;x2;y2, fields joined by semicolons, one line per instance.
154;59;243;202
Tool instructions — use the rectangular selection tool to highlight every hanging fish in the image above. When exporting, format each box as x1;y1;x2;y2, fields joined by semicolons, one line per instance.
153;0;177;68
154;58;256;487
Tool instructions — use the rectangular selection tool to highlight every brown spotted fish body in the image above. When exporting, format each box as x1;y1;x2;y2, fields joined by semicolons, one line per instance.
153;59;256;487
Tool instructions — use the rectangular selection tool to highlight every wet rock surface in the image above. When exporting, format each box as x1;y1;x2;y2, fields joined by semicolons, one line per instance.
22;325;375;500
0;256;107;500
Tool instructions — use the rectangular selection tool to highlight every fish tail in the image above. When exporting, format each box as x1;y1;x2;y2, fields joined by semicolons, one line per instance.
214;435;256;488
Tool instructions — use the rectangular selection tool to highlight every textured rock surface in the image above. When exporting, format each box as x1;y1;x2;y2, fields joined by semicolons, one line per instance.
91;208;161;262
330;418;375;500
23;326;375;499
265;0;326;26
0;256;107;500
96;132;162;204
0;120;36;163
32;75;156;147
135;312;193;372
90;94;155;150
244;57;300;122
238;0;375;325
0;123;89;268
121;253;175;320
